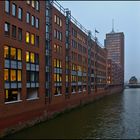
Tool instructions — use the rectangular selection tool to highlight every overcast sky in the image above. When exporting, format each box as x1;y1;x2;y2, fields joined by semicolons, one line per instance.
60;1;140;82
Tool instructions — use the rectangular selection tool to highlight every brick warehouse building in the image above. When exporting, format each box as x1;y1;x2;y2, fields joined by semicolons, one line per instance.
0;1;123;136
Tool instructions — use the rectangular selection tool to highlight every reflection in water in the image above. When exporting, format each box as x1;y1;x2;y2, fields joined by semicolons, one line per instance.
5;89;140;139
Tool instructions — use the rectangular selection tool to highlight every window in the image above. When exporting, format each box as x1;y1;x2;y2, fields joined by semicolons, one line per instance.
18;28;22;41
18;7;22;20
36;36;39;47
54;15;57;23
31;34;35;45
5;89;21;102
26;52;30;62
36;1;39;11
30;52;35;63
4;22;10;35
4;46;9;59
17;70;22;81
17;49;22;61
4;69;9;81
10;69;16;81
27;0;30;5
35;18;39;29
5;0;10;13
12;25;16;38
31;0;35;8
26;32;30;43
26;12;30;23
12;3;16;17
31;15;35;26
10;47;16;59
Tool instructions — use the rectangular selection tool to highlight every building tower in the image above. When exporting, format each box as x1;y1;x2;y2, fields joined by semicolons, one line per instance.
104;23;125;85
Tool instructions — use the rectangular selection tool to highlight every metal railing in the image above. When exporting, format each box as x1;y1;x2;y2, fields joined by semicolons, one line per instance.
51;1;104;48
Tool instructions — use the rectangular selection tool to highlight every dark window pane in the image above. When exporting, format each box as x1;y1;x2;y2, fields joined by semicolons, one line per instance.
12;25;16;38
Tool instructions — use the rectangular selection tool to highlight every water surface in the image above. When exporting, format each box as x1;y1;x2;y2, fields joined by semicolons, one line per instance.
5;89;140;139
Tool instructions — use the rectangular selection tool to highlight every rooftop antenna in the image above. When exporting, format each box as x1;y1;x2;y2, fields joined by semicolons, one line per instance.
112;19;115;33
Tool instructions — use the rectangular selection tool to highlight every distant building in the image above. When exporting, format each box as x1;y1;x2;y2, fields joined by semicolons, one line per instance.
105;30;124;86
129;76;138;84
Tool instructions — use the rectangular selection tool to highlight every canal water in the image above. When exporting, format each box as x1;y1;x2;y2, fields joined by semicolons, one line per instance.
5;88;140;139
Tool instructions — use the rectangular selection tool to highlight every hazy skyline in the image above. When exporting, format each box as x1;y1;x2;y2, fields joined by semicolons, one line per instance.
60;1;140;82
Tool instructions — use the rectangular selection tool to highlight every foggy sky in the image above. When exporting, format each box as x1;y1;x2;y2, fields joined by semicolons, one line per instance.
60;1;140;82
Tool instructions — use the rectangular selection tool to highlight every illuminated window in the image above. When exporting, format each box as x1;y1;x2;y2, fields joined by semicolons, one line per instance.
54;44;57;52
27;0;30;4
54;15;57;23
10;69;16;81
31;34;35;45
26;51;29;62
66;75;68;82
54;59;56;67
57;16;59;25
54;74;56;82
57;74;59;82
30;52;35;63
10;47;16;59
17;49;21;60
4;46;9;58
17;70;21;81
26;32;30;43
57;59;59;68
31;0;35;8
4;69;9;81
60;19;62;27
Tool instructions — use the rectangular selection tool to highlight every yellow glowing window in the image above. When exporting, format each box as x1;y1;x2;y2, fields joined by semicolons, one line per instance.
26;32;30;43
54;74;57;82
54;59;56;67
17;49;21;60
26;52;29;62
10;70;16;81
66;75;68;82
54;15;57;23
54;44;56;52
31;34;35;45
57;74;59;82
4;46;9;58
17;70;21;81
57;59;59;68
4;69;9;81
30;52;35;63
5;90;8;99
11;47;16;59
